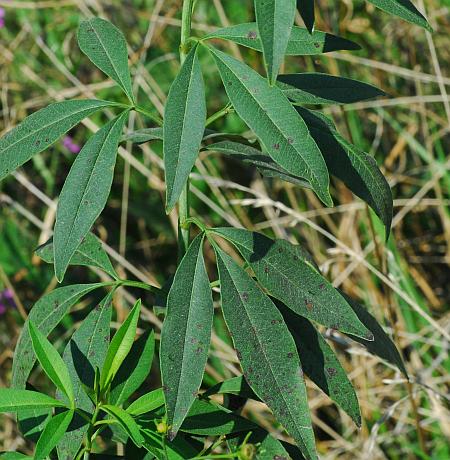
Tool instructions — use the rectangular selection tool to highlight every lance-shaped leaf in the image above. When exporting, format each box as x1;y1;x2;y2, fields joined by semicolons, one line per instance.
110;330;155;405
296;108;393;237
34;410;74;460
101;405;145;447
29;322;74;405
297;0;315;33
214;246;317;460
0;99;114;181
100;299;141;391
340;292;408;376
254;0;297;83
0;453;32;459
205;23;360;55
54;111;129;282
121;127;163;145
212;227;372;339
160;234;213;439
36;233;118;280
278;73;385;105
366;0;431;30
127;388;165;417
56;293;112;460
78;18;135;102
208;46;332;206
204;376;257;400
0;390;65;413
277;302;361;426
205;140;310;188
164;45;206;212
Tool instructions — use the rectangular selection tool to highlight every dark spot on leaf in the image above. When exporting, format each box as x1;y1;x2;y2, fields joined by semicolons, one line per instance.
273;143;280;150
287;137;294;144
314;42;321;48
196;346;203;354
163;385;170;393
287;352;294;358
196;323;203;329
34;140;40;146
327;367;337;377
190;337;198;344
247;30;258;39
264;266;269;274
242;292;249;301
319;283;325;290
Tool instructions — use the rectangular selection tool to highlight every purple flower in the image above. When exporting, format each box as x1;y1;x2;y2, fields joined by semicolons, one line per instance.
0;8;5;29
63;136;81;154
0;289;16;315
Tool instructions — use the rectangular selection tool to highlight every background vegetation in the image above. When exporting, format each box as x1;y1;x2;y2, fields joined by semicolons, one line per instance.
0;0;449;458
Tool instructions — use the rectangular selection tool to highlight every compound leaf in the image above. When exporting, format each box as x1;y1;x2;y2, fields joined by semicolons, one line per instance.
0;390;65;413
78;18;135;102
214;246;317;460
254;0;297;83
366;0;431;30
208;46;332;206
164;45;206;212
160;234;213;439
0;99;114;181
54;111;129;282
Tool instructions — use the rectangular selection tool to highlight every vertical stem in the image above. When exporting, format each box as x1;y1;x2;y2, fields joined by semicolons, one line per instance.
177;0;195;258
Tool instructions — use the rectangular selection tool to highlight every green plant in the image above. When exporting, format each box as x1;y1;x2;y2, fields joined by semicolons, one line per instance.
0;1;431;459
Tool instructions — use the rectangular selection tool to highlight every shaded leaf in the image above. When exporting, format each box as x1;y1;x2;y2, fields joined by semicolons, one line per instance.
54;111;129;281
254;0;297;83
78;18;135;102
278;73;385;105
160;234;213;438
34;409;74;460
0;390;65;413
297;0;315;33
0;99;114;181
203;376;257;400
164;45;206;212
366;0;431;30
214;246;317;460
205;23;360;55
127;388;165;416
208;46;332;206
121;128;163;144
101;405;145;447
212;227;372;339
36;233;118;279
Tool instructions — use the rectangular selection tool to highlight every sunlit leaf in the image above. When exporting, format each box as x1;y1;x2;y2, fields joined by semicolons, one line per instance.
101;405;145;447
127;388;165;417
0;390;65;413
366;0;431;30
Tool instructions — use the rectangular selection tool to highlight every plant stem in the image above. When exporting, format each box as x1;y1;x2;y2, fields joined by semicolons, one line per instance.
177;0;195;258
206;103;233;127
135;106;163;126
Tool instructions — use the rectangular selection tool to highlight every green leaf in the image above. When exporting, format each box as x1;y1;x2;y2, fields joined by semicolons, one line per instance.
101;299;141;390
297;0;315;33
34;409;74;460
101;405;145;447
366;0;431;30
78;18;135;102
205;140;310;188
127;388;165;416
0;453;32;460
180;399;257;436
110;329;155;405
121;128;163;144
0;389;65;413
0;99;114;181
54;111;129;282
213;228;372;339
340;292;408;376
277;302;361;426
57;293;113;460
36;233;118;279
207;46;332;206
28;322;75;405
160;234;213;438
163;45;206;212
254;0;297;83
204;376;257;400
278;73;386;105
214;245;317;460
296;108;393;237
205;23;360;55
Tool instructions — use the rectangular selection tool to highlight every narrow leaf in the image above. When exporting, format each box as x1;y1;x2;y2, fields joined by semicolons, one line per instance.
212;228;372;339
160;234;213;438
366;0;431;30
127;388;165;416
254;0;297;83
110;329;155;405
0;390;65;413
208;46;332;206
78;18;135;102
54;111;129;281
121;128;163;145
297;0;315;33
0;99;114;181
214;246;317;460
36;233;118;279
57;293;113;460
34;410;74;460
101;299;141;390
277;302;361;426
278;73;385;105
29;322;74;404
204;376;257;400
164;45;206;212
0;453;32;460
101;405;145;447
